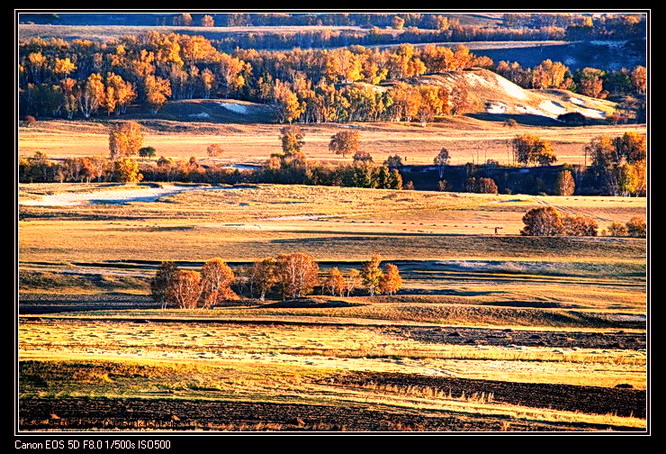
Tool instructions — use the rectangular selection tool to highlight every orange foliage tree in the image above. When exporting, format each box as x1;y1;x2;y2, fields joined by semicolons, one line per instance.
275;253;320;299
199;258;237;308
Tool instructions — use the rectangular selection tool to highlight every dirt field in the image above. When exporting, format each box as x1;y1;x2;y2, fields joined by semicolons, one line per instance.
19;396;643;432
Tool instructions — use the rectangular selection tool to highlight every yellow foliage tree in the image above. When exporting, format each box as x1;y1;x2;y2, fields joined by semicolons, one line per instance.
109;121;144;160
144;75;172;113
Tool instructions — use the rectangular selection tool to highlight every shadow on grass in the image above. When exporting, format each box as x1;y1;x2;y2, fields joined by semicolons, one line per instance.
259;299;366;309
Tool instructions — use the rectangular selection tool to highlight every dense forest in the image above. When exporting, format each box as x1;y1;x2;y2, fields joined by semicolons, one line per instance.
19;29;646;123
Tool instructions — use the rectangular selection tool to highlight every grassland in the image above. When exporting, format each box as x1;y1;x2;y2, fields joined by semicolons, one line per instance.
17;182;647;432
18;113;646;167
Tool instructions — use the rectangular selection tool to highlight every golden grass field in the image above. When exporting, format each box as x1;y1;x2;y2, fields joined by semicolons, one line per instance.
18;114;647;167
18;181;647;432
15;13;650;434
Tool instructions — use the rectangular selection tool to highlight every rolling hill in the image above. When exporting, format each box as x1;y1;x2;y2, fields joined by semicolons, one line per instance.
411;68;617;125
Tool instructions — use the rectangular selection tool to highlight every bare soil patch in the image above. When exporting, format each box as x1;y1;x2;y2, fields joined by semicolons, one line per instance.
326;371;646;418
387;326;646;350
18;397;641;432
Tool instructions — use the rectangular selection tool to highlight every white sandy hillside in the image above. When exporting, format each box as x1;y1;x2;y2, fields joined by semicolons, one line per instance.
417;69;617;121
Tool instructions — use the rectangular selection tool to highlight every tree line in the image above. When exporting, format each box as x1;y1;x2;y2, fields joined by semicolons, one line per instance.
19;33;494;122
149;253;402;309
19;120;646;197
28;12;644;35
20;31;646;125
496;59;646;97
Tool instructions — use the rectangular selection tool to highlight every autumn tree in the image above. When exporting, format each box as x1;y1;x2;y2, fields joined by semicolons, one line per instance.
329;130;360;158
613;132;646;164
353;151;373;163
630;65;647;95
562;215;598;236
280;125;305;155
200;15;215;27
200;68;216;98
105;73;137;115
174;13;193;26
626;216;646;237
60;78;79;119
531;59;571;89
216;53;248;96
77;73;105;118
378;263;402;295
109;121;144;160
344;269;361;297
207;143;224;157
606;222;628;237
476;177;499;194
512;135;557;166
384;155;403;169
522;206;598;236
113;157;143;183
361;254;384;297
150;261;179;309
574;67;608;99
324;267;346;297
273;82;305;124
166;270;202;309
199;258;237;308
554;169;576;196
246;258;278;301
586;134;646;196
144;75;172;113
520;206;564;236
434;148;450;179
275;253;320;299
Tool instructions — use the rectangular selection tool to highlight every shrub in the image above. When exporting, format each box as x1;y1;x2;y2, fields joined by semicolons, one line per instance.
626;217;646;237
520;206;564;236
139;146;157;158
604;222;627;237
562;215;598;236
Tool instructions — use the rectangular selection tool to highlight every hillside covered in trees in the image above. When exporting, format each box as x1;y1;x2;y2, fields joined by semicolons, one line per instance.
19;18;646;125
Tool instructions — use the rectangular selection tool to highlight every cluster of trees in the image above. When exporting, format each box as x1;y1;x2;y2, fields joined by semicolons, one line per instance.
192;13;645;52
502;13;645;40
512;135;558;166
584;132;647;196
521;206;646;238
603;217;647;238
19;151;144;184
505;132;645;196
149;254;402;308
19;32;493;122
240;43;492;123
212;24;572;53
19;118;646;198
150;258;237;309
19;29;646;124
19;32;248;118
495;59;646;101
261;127;403;189
521;206;599;236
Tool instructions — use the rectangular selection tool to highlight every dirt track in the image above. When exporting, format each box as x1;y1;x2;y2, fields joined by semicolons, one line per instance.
18;397;643;432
